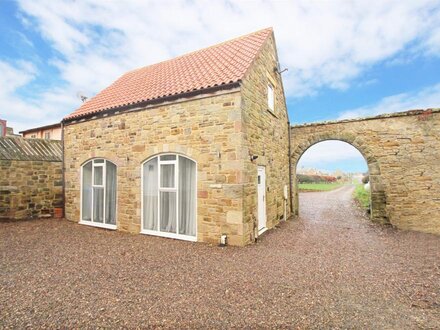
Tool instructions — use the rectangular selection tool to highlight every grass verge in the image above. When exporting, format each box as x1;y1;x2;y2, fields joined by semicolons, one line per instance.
298;182;344;192
353;184;370;209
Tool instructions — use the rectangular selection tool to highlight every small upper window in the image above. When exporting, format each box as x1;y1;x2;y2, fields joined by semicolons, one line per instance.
267;83;275;112
44;132;51;139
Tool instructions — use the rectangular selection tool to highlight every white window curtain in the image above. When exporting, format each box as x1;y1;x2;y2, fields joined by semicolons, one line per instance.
81;159;117;227
105;162;117;225
160;191;176;233
142;154;196;239
82;162;92;221
179;157;196;236
93;187;104;223
143;158;158;230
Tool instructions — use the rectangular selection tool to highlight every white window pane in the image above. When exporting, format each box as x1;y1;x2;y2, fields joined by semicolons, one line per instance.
93;187;104;223
179;157;196;236
105;162;117;225
268;84;274;111
160;164;175;188
94;166;103;185
143;158;158;230
160;191;176;233
82;162;92;221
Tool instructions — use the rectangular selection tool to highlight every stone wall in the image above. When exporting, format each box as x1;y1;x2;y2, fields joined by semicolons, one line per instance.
64;90;249;245
0;160;63;220
0;137;63;220
290;109;440;235
240;33;291;243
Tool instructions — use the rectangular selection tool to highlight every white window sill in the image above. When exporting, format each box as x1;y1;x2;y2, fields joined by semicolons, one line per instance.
79;220;117;230
258;227;268;235
140;229;197;242
267;108;278;118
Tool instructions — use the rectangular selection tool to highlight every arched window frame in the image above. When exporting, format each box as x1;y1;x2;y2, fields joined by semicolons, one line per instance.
80;158;117;230
141;153;197;242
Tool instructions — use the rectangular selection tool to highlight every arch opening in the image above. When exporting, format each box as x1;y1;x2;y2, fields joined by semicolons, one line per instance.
291;139;388;224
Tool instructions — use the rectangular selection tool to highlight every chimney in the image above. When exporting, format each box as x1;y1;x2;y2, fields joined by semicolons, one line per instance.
0;119;6;137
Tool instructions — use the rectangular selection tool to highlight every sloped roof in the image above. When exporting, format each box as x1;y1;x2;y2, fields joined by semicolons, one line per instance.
19;122;61;134
65;28;273;120
0;137;62;161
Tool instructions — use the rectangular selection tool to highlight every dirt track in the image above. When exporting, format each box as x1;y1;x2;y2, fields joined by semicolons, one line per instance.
1;185;439;328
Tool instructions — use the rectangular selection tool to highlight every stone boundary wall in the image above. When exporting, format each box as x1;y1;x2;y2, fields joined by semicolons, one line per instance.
290;108;440;235
0;137;63;220
292;108;440;128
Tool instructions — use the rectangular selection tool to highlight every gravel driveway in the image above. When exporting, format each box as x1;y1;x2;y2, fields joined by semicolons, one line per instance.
1;185;439;328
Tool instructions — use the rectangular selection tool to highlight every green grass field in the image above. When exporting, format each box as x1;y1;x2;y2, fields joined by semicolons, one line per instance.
353;184;370;209
298;182;344;191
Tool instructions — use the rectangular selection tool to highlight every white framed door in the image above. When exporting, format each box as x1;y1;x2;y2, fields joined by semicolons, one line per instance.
257;166;267;232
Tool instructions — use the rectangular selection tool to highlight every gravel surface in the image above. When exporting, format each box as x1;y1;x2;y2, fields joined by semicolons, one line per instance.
1;185;439;328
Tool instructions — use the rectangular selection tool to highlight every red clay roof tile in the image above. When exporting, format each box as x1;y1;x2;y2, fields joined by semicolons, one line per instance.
64;28;272;120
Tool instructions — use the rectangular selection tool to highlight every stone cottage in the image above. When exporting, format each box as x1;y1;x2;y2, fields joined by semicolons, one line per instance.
63;28;291;246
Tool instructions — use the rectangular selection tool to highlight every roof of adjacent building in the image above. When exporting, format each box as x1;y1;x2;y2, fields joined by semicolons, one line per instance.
64;28;273;121
19;122;61;134
0;136;62;161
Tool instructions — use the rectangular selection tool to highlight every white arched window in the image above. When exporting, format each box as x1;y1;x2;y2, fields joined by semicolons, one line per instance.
80;159;117;229
141;154;196;241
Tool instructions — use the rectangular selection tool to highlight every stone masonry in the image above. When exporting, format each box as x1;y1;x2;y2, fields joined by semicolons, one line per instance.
64;90;247;245
290;109;440;235
63;27;440;244
0;137;63;220
63;33;291;246
241;34;291;242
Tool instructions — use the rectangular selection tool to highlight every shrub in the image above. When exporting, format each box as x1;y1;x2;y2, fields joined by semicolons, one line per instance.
297;174;337;184
354;184;370;210
362;174;369;184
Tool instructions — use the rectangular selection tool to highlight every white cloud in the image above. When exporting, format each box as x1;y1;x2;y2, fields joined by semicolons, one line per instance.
297;140;368;173
0;60;36;93
0;60;78;132
16;0;440;95
338;83;440;119
298;140;365;163
1;0;440;131
297;140;367;172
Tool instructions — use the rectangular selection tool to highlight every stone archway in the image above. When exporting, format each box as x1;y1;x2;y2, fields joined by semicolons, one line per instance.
290;135;388;224
289;109;440;235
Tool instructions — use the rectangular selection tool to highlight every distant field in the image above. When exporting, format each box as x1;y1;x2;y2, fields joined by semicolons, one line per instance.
298;183;345;191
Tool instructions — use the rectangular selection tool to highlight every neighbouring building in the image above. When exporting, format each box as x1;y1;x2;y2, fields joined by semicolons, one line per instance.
0;119;19;137
0;119;6;137
63;28;291;246
20;123;62;140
